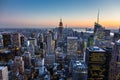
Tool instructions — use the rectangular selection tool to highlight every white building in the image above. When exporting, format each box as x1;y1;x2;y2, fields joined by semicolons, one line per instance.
28;38;37;47
0;66;8;80
28;44;35;57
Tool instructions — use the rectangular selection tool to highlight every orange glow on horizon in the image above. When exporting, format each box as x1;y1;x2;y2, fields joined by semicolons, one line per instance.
1;18;119;29
99;20;120;29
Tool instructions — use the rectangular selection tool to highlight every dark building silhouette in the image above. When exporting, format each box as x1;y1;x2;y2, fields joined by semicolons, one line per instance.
2;33;11;48
57;19;63;42
20;35;25;47
113;28;120;41
86;46;109;80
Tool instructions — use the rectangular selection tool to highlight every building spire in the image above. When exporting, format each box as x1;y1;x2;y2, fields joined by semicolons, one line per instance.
97;9;100;24
60;18;62;22
119;26;120;33
59;18;63;27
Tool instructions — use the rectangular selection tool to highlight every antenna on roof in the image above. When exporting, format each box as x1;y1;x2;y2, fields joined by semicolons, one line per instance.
119;26;120;33
97;9;100;23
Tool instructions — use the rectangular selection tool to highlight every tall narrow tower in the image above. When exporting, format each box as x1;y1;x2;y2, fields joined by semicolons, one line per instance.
119;26;120;33
59;18;63;35
97;10;100;24
109;41;120;80
58;19;63;42
46;31;53;54
94;10;101;34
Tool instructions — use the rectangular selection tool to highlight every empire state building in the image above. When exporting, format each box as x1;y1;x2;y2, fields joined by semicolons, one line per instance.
57;19;63;42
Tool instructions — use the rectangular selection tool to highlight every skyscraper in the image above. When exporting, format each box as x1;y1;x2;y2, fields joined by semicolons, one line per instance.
28;38;37;47
20;35;25;47
94;10;102;34
46;31;53;54
86;46;109;80
77;38;85;61
119;26;120;33
113;28;120;42
70;61;87;80
28;44;35;57
0;66;8;80
109;40;120;80
13;56;24;79
57;19;63;42
67;37;78;56
0;34;3;48
22;52;32;69
2;33;11;48
37;33;44;46
12;33;21;47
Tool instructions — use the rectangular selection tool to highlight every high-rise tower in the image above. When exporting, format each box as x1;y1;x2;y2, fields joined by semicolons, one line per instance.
46;31;53;54
58;19;63;42
2;33;11;48
12;33;21;48
119;26;120;33
86;46;109;80
0;66;8;80
94;10;102;34
109;40;120;80
97;9;99;24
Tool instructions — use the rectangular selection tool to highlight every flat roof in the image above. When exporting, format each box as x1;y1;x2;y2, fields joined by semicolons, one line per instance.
28;37;36;40
67;37;78;39
0;66;7;70
88;46;105;52
73;61;87;69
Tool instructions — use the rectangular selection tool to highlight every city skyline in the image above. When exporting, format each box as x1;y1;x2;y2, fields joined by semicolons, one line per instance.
0;0;120;29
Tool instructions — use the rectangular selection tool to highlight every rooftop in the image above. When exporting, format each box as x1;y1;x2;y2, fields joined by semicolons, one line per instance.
88;46;105;52
73;61;87;69
116;39;120;45
0;66;7;70
67;37;78;40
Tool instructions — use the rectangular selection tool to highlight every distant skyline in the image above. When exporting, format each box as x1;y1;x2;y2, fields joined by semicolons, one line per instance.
0;0;120;29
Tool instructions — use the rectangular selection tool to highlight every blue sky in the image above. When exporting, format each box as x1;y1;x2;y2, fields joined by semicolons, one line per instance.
0;0;120;28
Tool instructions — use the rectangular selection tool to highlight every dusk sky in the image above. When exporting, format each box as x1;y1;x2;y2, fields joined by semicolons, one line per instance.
0;0;120;28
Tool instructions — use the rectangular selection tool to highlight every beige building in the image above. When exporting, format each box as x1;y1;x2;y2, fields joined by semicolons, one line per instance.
0;66;8;80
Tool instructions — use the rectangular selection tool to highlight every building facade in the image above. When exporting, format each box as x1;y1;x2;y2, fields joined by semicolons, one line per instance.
2;33;11;48
109;40;120;80
22;52;32;69
86;46;109;80
46;31;53;54
0;66;8;80
71;61;87;80
57;19;63;42
12;33;21;47
67;37;78;56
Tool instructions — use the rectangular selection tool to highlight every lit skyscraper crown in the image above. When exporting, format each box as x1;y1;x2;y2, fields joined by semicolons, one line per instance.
59;18;63;27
